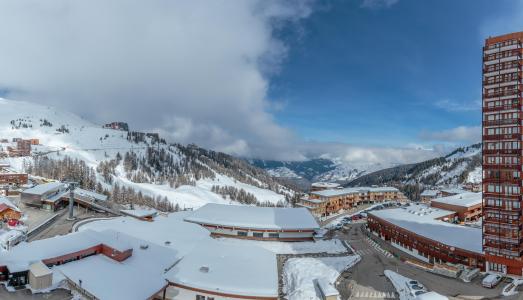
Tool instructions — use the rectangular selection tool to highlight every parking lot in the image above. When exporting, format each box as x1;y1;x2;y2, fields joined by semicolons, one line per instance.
334;223;512;300
0;286;72;300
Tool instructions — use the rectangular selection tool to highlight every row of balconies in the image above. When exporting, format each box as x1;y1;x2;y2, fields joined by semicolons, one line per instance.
483;89;521;99
484;68;520;78
484;79;521;89
482;133;520;140
484;48;522;61
482;148;521;155
482;163;520;170
484;42;521;54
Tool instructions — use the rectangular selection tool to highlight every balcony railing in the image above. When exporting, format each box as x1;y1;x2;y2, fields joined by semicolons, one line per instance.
482;133;520;140
482;149;521;155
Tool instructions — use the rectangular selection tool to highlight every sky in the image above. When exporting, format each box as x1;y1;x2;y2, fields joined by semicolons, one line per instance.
0;0;521;166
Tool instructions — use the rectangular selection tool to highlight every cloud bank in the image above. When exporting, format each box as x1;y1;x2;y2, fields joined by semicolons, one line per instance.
0;0;454;167
0;0;313;160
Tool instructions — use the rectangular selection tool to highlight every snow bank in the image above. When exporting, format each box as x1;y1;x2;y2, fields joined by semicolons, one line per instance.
283;256;360;300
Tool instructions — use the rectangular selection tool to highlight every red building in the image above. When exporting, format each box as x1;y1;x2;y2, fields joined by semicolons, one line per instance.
482;31;523;275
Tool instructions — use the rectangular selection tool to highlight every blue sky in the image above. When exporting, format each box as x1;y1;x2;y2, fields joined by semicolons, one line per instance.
268;0;517;148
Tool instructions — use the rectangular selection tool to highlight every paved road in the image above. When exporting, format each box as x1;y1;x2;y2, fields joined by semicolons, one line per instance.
335;223;509;300
0;286;72;300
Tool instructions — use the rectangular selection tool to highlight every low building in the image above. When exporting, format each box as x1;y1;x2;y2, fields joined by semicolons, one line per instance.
165;240;278;300
299;186;407;217
420;190;439;203
183;203;319;241
21;182;66;210
103;121;129;131
430;192;482;222
368;204;484;270
0;197;21;220
440;187;468;197
310;182;341;192
0;173;28;186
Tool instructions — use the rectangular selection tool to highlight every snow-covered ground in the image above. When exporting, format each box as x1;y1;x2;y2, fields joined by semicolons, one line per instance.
0;98;287;209
466;166;481;184
215;237;347;255
384;270;448;300
283;256;361;300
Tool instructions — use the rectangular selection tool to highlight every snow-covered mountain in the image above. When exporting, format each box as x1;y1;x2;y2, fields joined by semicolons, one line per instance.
0;98;294;210
250;157;393;185
349;143;482;188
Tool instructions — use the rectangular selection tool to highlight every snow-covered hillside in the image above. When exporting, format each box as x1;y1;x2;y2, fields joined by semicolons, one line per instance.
0;98;292;209
349;143;482;189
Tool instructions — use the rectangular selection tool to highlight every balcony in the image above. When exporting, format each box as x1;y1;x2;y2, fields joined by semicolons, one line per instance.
482;178;521;185
482;119;520;127
482;133;520;140
482;163;520;170
482;105;519;113
483;89;521;99
482;149;521;155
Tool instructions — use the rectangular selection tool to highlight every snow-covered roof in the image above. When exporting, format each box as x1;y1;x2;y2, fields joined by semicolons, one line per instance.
120;209;158;219
311;182;340;189
57;231;175;300
369;204;482;254
367;187;399;193
420;190;439;197
184;203;319;230
0;196;20;212
29;261;52;277
166;239;278;298
316;278;339;297
74;188;108;202
0;229;131;272
22;182;65;195
431;192;482;208
312;186;399;197
311;187;364;197
440;187;467;195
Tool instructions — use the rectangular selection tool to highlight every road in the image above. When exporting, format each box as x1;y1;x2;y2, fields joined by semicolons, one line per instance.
0;287;72;300
335;223;510;300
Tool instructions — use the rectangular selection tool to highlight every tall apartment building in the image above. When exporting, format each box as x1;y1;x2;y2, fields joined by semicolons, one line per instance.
482;32;523;275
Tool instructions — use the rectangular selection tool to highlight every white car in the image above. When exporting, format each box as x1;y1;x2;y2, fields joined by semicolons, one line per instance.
482;274;503;288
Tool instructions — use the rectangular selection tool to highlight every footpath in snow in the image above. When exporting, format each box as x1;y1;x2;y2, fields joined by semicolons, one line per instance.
283;255;361;300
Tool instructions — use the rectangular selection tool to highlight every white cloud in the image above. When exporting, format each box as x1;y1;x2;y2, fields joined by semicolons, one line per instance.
360;0;399;9
0;0;312;161
419;126;481;143
434;98;480;112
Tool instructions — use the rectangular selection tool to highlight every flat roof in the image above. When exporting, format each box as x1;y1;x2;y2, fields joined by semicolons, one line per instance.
30;261;52;277
311;187;364;197
166;240;277;298
369;204;482;254
440;187;467;195
311;186;399;197
420;190;439;197
22;182;65;195
0;196;20;212
311;182;340;188
183;203;319;230
120;209;158;218
431;192;482;208
57;231;175;300
0;229;131;272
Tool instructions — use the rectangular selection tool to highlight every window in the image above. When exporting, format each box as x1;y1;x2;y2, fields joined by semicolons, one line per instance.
253;232;264;238
268;233;280;238
196;296;205;300
237;231;248;237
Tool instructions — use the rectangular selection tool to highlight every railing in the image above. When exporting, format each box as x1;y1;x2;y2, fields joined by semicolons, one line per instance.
482;133;520;140
482;163;520;169
482;149;521;155
483;89;521;98
482;105;520;113
482;119;520;127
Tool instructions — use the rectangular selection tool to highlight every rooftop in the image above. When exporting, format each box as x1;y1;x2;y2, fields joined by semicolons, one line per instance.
431;192;482;208
311;186;399;197
120;209;158;219
420;190;439;197
166;239;278;298
311;182;340;188
0;196;20;212
183;203;319;230
369;204;482;254
22;182;65;196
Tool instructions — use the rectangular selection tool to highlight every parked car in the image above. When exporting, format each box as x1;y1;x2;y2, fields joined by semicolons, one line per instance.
482;274;503;288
